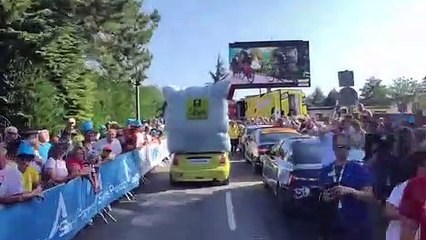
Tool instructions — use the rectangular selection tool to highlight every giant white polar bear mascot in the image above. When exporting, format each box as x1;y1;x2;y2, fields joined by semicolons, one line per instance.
163;81;231;153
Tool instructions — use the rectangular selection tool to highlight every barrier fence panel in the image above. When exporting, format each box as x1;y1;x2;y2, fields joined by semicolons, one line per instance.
0;139;169;240
138;140;169;176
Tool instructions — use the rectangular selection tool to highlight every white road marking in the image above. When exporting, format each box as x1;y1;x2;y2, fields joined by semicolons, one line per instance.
230;159;246;163
225;191;237;231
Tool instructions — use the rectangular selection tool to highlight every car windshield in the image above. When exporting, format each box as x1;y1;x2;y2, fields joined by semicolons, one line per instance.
259;132;300;143
292;143;323;164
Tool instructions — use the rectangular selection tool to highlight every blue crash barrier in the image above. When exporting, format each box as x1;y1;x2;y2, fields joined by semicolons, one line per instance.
0;149;151;240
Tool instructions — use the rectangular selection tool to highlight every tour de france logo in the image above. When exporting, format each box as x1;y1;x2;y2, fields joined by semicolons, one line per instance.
186;98;209;120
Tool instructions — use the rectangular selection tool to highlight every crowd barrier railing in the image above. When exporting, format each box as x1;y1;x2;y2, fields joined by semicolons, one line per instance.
0;139;169;240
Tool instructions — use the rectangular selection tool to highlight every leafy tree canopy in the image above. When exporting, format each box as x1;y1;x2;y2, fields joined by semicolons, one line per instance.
139;85;165;119
0;0;161;130
306;87;326;107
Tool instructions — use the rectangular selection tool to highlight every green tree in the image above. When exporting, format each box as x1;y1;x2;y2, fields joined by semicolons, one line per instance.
139;85;165;119
306;87;326;106
389;77;418;105
323;88;339;106
0;0;160;129
209;54;229;83
359;77;391;106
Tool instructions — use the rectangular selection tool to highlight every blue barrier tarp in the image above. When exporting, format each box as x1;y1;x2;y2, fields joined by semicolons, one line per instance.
0;149;142;240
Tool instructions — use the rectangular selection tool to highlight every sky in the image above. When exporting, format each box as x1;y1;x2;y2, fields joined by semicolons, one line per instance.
143;0;426;99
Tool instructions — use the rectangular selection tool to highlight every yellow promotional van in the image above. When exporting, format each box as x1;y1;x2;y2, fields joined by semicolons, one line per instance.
244;89;307;118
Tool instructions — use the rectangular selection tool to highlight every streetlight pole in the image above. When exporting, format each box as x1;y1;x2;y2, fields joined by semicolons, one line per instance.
135;79;141;121
134;67;143;121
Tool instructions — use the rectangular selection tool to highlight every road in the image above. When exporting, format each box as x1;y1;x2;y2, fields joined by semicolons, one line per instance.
74;156;321;240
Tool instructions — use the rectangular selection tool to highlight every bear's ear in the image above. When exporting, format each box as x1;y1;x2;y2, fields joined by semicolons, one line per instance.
162;86;179;101
210;80;230;99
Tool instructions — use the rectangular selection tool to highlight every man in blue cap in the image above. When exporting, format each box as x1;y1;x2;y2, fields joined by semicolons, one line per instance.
81;121;97;152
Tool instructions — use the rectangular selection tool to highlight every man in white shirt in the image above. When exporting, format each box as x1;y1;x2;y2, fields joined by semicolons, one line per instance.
94;129;122;155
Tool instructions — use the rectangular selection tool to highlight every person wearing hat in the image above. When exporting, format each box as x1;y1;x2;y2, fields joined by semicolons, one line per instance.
384;150;426;240
3;126;21;157
16;153;41;193
81;121;97;153
0;147;41;205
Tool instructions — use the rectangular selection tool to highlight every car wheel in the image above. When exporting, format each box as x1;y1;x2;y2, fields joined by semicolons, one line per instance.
221;178;230;186
252;160;262;174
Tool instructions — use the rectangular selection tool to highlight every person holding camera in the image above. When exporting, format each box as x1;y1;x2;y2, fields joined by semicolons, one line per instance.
318;134;375;240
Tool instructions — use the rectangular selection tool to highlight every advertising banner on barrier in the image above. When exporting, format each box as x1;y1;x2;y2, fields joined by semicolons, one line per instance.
138;140;170;176
0;150;142;240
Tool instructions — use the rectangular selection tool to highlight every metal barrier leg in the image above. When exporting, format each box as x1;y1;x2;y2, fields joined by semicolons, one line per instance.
121;192;137;203
98;211;109;224
141;176;150;184
127;191;136;200
124;192;132;201
103;208;117;222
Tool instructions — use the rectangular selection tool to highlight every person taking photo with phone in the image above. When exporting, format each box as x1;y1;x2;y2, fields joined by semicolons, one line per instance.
318;133;375;240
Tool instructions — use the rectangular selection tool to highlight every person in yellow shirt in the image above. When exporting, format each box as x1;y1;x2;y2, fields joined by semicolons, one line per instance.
16;154;41;192
228;121;241;154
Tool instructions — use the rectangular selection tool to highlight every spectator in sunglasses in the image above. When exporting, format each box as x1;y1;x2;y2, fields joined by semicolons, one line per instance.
318;134;375;240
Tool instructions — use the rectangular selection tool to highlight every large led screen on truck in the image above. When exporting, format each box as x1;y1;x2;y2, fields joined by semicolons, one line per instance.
228;40;310;89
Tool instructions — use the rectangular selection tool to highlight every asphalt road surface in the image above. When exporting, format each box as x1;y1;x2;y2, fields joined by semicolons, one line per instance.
73;155;330;240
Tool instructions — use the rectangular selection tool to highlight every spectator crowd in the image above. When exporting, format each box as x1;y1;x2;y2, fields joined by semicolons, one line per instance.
0;118;165;207
230;103;426;240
